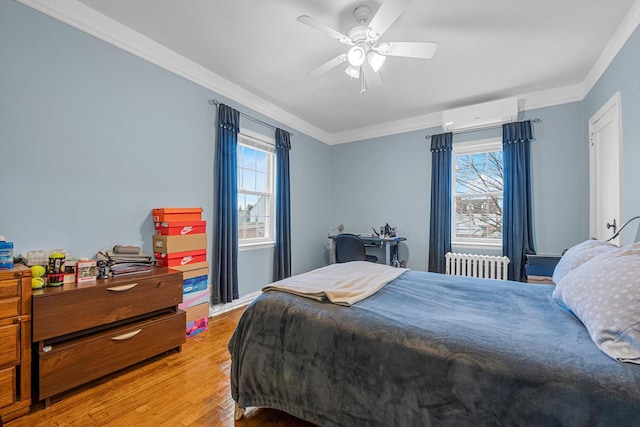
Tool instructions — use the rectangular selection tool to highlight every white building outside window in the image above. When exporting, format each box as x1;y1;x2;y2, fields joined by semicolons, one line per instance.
452;138;503;248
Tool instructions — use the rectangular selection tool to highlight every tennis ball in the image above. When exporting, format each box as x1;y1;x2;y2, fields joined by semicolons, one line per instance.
31;265;46;277
32;277;45;289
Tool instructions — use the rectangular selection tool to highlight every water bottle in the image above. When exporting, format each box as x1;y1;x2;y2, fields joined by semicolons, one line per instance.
0;236;14;270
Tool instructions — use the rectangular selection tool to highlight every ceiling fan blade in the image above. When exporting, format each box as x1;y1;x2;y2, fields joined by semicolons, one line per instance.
363;62;382;89
377;41;438;59
297;15;352;45
308;54;348;77
367;0;412;40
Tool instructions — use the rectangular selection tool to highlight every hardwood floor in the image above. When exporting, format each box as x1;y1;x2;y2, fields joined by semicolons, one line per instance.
8;308;315;427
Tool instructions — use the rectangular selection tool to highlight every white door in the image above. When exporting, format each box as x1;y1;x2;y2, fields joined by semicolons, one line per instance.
589;92;622;245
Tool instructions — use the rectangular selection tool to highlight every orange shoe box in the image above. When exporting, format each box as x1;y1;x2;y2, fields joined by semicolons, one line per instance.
155;249;207;268
152;233;207;254
152;208;203;223
155;220;206;236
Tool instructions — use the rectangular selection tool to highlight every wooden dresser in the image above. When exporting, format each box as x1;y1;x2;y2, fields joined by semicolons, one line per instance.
0;265;32;423
32;267;185;405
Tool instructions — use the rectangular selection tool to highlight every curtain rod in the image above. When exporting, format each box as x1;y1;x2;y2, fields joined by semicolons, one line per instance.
424;117;541;139
208;99;293;136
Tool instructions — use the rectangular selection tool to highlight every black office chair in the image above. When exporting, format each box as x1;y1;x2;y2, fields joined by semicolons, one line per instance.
335;233;379;263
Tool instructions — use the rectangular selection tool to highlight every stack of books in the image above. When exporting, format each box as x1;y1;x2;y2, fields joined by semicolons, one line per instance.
97;246;153;277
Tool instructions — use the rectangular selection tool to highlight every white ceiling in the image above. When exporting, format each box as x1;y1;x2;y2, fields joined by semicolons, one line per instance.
22;0;640;144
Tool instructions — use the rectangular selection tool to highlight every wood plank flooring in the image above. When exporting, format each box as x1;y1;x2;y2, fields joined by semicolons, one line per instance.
8;308;315;427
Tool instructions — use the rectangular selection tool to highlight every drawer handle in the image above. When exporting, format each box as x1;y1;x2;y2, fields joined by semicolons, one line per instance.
106;283;138;292
111;329;142;341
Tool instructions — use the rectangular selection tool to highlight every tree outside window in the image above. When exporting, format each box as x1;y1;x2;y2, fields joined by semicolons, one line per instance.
452;139;503;246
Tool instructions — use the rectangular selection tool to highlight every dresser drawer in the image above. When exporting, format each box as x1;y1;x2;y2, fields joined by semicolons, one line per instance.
33;271;182;342
0;298;19;320
0;279;19;300
0;325;19;366
0;367;16;409
38;310;186;400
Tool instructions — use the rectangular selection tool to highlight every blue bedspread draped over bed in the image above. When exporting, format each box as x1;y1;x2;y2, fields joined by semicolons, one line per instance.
228;270;640;426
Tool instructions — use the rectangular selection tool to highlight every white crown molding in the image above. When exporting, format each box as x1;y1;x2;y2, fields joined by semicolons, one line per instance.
582;0;640;96
517;83;585;113
328;83;583;145
16;0;640;146
16;0;332;144
328;112;442;145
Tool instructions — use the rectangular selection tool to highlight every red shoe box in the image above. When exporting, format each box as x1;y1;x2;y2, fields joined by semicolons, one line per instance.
155;249;207;267
152;207;202;223
155;220;206;236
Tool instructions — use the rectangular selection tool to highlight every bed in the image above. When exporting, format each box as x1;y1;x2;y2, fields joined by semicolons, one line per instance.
229;243;640;426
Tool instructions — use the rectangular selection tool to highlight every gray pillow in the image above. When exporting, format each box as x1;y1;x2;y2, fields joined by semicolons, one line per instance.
553;243;640;363
552;239;618;284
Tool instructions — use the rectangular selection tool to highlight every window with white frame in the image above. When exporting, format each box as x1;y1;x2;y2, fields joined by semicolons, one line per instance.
452;138;503;247
237;132;275;247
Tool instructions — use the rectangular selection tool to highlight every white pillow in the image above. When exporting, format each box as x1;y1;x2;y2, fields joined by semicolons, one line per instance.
553;243;640;363
552;239;618;284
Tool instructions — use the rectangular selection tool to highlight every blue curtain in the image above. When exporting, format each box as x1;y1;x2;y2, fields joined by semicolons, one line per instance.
213;104;240;304
502;120;536;282
273;128;292;281
428;132;453;273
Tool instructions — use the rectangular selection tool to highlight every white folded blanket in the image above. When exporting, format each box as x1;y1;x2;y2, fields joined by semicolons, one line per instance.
262;261;408;306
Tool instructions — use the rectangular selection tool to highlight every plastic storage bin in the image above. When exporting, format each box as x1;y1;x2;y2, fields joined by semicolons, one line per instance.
0;237;14;270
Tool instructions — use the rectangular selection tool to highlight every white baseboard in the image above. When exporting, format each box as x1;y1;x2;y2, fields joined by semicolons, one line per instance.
208;291;261;317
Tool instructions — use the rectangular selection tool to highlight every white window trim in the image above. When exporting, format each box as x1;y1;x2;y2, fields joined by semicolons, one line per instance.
239;241;274;251
238;129;276;250
452;137;503;249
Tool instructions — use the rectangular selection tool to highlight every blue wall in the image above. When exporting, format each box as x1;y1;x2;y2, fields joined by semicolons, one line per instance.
330;129;432;267
583;25;640;245
0;1;332;297
330;101;589;271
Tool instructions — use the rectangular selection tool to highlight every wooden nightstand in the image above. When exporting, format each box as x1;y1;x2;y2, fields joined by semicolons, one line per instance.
525;254;562;285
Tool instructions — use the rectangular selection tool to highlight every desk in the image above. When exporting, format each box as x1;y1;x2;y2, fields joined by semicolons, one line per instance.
361;236;406;266
329;235;407;266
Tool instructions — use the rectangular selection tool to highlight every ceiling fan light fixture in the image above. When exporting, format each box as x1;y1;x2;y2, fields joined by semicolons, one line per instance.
376;42;391;55
368;52;386;72
345;64;360;79
347;45;366;67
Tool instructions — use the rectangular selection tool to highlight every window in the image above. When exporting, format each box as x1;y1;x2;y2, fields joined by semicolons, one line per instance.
452;138;503;247
237;131;275;248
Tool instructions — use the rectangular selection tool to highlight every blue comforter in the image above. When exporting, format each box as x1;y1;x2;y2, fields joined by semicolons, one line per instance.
229;270;640;426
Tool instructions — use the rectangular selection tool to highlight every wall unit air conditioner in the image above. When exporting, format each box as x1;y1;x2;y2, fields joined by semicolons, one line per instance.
442;97;518;133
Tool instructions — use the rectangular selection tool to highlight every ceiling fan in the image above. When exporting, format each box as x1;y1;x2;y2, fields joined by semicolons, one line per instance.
297;0;438;94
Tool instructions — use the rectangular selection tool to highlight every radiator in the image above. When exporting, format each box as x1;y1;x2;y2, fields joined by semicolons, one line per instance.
445;252;510;280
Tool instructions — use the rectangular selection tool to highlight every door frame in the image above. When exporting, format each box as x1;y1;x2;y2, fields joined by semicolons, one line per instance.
588;91;622;243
